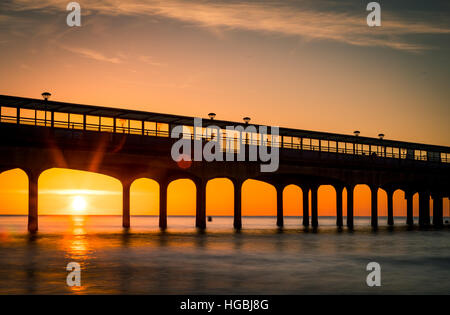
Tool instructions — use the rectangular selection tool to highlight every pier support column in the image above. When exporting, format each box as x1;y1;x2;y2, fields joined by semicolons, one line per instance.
406;191;414;226
276;184;284;227
233;180;242;230
27;171;39;233
196;179;206;229
335;185;343;227
311;185;318;228
387;189;394;226
301;186;309;227
346;185;354;229
432;193;443;227
370;186;378;229
159;179;168;230
122;181;131;228
419;191;430;227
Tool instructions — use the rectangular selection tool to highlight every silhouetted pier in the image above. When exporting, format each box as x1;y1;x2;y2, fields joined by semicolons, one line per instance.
0;94;449;232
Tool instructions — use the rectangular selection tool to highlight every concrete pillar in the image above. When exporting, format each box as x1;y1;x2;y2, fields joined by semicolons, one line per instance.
346;185;354;229
432;193;443;227
419;191;430;226
122;181;131;228
302;186;309;227
276;185;284;227
387;189;394;226
27;172;39;233
335;185;343;227
406;191;413;226
371;186;378;228
196;179;206;229
233;180;242;230
311;185;318;228
159;179;168;230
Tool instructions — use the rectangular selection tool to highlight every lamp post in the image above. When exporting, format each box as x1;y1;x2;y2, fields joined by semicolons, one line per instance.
208;113;216;120
42;92;52;127
243;117;251;144
41;92;51;101
353;130;360;154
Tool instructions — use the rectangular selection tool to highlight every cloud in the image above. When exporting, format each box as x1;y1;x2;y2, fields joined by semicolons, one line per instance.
61;46;124;64
4;0;450;52
138;55;167;67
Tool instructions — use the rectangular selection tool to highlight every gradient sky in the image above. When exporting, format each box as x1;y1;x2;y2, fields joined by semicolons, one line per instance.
0;1;449;217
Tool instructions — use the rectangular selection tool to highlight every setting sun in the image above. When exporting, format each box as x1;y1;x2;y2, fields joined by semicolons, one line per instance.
71;196;87;213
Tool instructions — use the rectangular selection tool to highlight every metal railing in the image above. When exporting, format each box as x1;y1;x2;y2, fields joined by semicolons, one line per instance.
1;111;449;164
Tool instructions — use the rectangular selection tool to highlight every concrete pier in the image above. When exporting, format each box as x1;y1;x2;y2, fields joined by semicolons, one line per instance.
406;192;414;226
311;185;318;228
27;171;39;233
233;180;242;230
159;180;168;230
346;186;354;229
387;189;394;226
371;186;378;229
432;193;443;227
276;185;284;227
419;191;431;226
335;185;343;227
196;180;206;229
122;181;131;228
302;186;309;227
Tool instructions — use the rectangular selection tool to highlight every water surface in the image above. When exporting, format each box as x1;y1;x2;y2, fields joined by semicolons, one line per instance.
0;215;449;294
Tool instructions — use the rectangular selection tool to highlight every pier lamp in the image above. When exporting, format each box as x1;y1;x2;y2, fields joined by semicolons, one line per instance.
243;117;251;124
353;130;360;137
378;133;385;140
41;92;51;101
208;113;216;120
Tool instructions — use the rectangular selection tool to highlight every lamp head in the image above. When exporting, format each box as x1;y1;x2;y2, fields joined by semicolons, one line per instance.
41;92;51;101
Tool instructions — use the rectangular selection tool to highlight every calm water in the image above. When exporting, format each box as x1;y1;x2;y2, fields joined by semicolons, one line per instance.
0;215;449;294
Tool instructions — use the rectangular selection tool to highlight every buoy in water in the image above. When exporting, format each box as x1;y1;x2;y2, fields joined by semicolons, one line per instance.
208;216;213;222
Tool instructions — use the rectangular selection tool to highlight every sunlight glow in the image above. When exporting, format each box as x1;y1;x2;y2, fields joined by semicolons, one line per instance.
71;196;87;213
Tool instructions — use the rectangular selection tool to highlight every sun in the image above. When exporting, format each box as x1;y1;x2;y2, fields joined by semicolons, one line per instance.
71;195;87;213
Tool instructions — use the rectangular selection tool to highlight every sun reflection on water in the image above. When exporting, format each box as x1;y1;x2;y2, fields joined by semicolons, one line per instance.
62;215;93;293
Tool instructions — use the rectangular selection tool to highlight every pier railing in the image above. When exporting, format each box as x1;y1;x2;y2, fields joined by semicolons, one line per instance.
1;95;449;163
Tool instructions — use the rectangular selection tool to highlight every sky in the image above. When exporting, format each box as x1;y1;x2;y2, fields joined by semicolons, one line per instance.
0;0;449;217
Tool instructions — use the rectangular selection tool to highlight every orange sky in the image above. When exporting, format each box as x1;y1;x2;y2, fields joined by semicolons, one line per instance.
0;1;449;217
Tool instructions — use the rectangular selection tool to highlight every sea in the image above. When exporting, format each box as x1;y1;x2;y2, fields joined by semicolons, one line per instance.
0;215;449;294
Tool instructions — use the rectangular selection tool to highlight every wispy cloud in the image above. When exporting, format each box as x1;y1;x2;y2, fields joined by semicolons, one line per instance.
138;55;167;67
61;46;124;64
4;0;450;52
